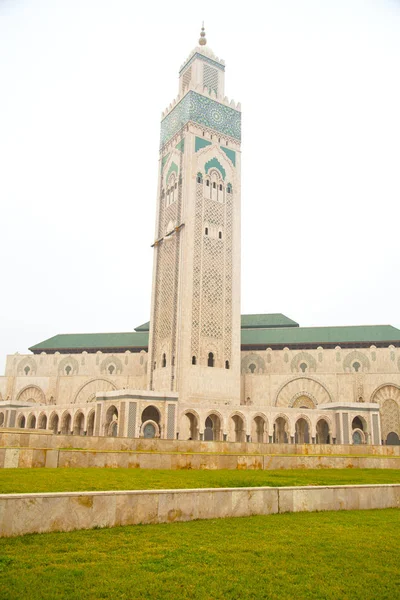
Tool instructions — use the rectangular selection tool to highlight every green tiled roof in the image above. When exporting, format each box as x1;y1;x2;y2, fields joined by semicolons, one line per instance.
134;321;150;332
135;314;297;332
29;320;400;353
241;325;400;348
29;332;149;353
241;314;299;329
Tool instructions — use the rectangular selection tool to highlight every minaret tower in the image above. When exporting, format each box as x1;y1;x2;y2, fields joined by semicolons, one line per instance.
148;26;241;407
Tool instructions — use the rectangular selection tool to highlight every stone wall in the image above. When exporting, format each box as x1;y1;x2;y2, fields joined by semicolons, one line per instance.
1;484;399;537
2;446;400;470
1;430;400;455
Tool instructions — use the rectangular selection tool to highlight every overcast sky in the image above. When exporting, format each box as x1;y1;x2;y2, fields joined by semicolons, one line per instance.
1;0;400;372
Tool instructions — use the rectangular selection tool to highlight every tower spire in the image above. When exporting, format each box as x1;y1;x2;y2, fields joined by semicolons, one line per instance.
199;22;207;46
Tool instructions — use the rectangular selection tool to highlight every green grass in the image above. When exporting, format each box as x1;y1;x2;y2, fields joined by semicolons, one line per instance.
0;509;399;599
0;468;399;494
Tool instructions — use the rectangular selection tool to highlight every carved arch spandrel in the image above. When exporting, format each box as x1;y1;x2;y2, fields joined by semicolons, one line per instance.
275;377;332;407
371;384;400;440
73;378;117;404
241;353;266;374
343;351;370;372
16;385;46;405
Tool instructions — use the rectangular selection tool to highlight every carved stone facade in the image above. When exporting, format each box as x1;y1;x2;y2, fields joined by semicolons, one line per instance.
1;34;399;447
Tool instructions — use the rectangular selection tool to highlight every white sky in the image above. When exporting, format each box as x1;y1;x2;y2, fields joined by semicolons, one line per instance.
1;0;400;372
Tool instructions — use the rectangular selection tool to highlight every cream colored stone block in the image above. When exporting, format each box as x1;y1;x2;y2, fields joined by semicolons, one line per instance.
4;448;19;468
45;449;59;468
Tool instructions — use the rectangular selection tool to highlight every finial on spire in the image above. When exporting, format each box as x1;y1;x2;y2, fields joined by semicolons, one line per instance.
199;22;207;46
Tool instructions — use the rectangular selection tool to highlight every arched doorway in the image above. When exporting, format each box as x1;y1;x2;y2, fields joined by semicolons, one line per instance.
352;416;366;444
0;412;4;427
352;429;365;444
252;416;267;443
143;422;156;438
183;412;199;440
17;415;26;429
87;411;95;436
141;406;160;426
141;406;160;438
316;419;330;444
49;413;59;435
38;413;47;430
73;412;85;436
27;414;36;429
231;414;245;443
61;412;72;435
105;405;118;437
273;417;289;443
204;414;222;441
295;418;310;443
386;431;400;445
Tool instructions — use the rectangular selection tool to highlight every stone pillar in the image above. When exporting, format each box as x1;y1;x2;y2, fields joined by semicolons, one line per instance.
223;433;227;441
200;432;204;441
290;435;295;444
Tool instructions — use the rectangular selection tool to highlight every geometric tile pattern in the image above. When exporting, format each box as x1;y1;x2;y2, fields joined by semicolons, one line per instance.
167;404;176;439
203;64;218;94
179;52;225;75
127;402;137;438
161;91;241;148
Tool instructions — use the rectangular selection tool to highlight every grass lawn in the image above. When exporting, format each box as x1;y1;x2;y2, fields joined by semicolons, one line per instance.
0;468;399;494
0;509;399;599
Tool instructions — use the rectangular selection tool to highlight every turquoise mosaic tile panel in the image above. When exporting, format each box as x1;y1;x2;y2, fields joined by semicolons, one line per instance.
160;91;241;148
167;161;178;181
161;153;170;171
221;146;236;167
195;136;212;152
179;52;225;75
205;157;226;180
175;139;185;152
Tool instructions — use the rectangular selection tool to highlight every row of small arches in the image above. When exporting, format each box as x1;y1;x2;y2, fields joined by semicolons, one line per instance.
182;412;333;444
154;353;230;369
196;172;232;194
192;353;230;369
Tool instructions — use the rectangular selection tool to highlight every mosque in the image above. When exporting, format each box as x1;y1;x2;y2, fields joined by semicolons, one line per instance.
1;28;400;446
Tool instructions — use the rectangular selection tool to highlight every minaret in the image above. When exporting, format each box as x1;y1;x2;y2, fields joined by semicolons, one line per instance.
147;27;241;407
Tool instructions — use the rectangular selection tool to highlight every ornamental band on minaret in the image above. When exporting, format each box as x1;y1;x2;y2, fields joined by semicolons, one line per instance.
147;26;242;406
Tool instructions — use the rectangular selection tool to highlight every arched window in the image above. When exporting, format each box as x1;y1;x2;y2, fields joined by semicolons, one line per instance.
24;366;30;376
219;184;223;191
172;356;175;366
108;364;115;375
218;231;222;239
205;227;208;235
225;360;230;369
197;173;203;184
162;353;166;368
208;352;214;368
65;365;72;375
353;361;361;372
299;362;307;373
206;180;210;187
213;182;216;189
166;174;176;206
153;361;156;370
249;363;256;374
192;356;197;365
227;183;232;194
